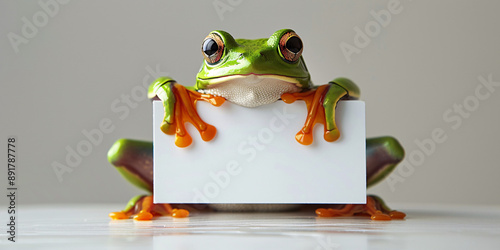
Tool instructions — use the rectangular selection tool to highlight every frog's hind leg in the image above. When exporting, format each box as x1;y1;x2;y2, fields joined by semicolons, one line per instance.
315;136;406;220
369;195;406;220
366;136;405;188
132;195;155;220
107;139;190;220
107;139;153;220
109;194;186;220
315;195;406;220
107;139;154;193
109;195;147;220
364;137;406;219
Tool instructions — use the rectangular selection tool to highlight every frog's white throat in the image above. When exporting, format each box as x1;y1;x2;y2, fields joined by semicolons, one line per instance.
198;74;301;108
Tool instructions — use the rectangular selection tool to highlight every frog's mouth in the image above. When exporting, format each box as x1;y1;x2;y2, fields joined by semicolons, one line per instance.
197;74;302;108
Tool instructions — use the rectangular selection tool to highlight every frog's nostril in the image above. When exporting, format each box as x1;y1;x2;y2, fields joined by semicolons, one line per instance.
238;53;244;59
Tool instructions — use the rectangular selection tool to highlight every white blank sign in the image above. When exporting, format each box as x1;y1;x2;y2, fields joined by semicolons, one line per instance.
153;100;366;204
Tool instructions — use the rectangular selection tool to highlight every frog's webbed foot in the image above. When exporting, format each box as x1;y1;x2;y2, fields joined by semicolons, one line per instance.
315;195;406;221
281;84;344;145
281;78;359;145
168;83;226;147
150;78;225;147
109;195;189;220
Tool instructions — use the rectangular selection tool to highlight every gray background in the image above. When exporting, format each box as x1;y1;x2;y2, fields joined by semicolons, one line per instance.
1;0;499;206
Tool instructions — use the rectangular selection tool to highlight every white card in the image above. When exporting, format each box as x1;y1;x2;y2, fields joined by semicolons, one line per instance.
153;100;366;204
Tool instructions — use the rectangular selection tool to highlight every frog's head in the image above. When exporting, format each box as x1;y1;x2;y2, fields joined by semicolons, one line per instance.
196;29;312;107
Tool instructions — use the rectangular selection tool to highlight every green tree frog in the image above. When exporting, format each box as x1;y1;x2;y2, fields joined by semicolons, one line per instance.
107;29;406;221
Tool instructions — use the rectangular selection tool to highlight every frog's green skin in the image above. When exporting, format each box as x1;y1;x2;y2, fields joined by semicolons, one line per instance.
149;29;359;132
195;30;311;89
109;29;405;218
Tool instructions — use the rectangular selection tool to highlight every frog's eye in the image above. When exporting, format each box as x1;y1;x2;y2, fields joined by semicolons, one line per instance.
279;31;303;63
202;33;224;65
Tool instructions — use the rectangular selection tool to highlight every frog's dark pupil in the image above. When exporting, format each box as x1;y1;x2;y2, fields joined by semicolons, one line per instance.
203;38;218;56
286;36;302;53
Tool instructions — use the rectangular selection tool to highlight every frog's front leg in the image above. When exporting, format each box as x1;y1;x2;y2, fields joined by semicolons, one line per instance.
107;139;189;220
149;77;225;147
281;78;360;145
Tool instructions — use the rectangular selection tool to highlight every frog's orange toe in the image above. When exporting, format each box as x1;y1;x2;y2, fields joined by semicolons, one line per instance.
211;96;226;106
200;124;217;141
389;211;406;219
371;212;392;221
281;93;297;103
171;209;189;218
160;121;176;135
324;129;340;142
296;131;313;145
109;211;130;220
315;208;335;217
134;211;154;221
175;134;193;148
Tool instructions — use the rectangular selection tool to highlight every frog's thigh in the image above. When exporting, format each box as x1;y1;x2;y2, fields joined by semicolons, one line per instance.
365;137;405;188
108;139;154;193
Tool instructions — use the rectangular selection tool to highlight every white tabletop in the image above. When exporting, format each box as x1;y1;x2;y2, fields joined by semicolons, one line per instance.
2;203;499;249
